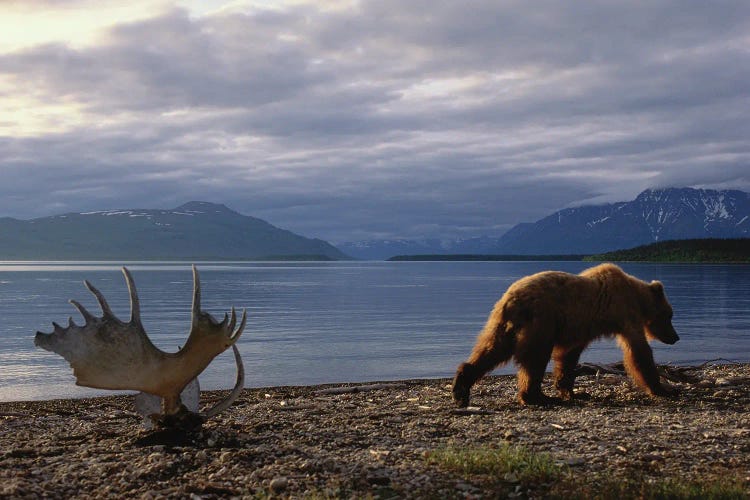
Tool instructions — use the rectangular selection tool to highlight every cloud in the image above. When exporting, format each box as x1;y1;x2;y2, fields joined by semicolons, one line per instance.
0;1;749;242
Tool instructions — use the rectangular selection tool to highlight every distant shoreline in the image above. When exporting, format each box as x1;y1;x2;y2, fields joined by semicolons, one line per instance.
388;238;750;263
388;254;586;262
585;238;750;263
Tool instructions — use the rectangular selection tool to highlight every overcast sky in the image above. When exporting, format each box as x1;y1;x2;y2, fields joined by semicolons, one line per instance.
1;1;749;243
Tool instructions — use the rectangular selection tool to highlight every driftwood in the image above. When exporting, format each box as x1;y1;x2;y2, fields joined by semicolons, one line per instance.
0;411;31;418
451;407;496;416
314;383;407;395
576;362;627;377
576;359;740;384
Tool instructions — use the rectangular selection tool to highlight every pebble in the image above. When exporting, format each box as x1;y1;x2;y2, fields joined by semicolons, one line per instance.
508;485;524;498
367;474;391;486
269;477;288;493
455;481;474;491
599;376;621;385
503;472;519;483
369;449;391;460
565;457;586;467
208;466;228;480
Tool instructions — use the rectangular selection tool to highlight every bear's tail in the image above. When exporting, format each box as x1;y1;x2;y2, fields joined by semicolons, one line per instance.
452;308;516;407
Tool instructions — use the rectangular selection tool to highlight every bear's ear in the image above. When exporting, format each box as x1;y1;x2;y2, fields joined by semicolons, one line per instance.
650;280;665;298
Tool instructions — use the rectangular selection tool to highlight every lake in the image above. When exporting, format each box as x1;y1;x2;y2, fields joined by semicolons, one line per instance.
0;261;748;402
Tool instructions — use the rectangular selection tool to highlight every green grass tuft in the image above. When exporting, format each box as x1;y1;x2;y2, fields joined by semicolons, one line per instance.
428;445;748;500
427;444;564;484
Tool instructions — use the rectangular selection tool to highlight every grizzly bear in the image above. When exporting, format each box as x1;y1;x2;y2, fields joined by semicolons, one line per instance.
452;263;679;407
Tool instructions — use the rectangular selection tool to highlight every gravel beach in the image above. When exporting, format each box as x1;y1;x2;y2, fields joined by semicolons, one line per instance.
1;362;749;498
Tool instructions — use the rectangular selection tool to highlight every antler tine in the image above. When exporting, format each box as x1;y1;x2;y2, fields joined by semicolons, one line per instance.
202;344;245;418
121;267;143;328
191;264;201;319
227;307;237;333
69;299;95;323
84;280;116;319
231;308;247;340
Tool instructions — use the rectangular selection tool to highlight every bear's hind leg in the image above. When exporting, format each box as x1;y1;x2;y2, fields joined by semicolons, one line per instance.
515;337;554;406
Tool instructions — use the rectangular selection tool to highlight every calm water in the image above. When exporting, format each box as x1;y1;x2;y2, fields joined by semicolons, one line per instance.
0;261;748;402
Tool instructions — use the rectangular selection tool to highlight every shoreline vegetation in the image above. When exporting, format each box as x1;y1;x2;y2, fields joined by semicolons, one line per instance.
2;362;748;498
389;254;586;262
584;238;750;263
389;238;750;263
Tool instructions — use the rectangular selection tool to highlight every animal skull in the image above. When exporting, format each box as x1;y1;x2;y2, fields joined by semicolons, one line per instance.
35;265;245;426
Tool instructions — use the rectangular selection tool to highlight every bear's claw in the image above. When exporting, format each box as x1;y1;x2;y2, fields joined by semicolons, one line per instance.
452;383;470;408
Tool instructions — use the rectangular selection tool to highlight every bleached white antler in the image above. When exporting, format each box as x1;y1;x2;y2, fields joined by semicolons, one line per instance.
35;265;246;419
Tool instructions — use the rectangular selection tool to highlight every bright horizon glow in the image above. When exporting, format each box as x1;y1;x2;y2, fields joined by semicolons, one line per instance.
0;0;347;53
0;1;176;53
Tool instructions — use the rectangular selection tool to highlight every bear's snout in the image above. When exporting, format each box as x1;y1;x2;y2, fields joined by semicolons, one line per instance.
647;319;680;345
659;325;679;344
663;331;679;344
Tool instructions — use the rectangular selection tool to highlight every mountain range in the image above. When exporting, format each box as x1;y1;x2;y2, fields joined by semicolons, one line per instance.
0;188;747;261
338;188;750;259
0;201;347;260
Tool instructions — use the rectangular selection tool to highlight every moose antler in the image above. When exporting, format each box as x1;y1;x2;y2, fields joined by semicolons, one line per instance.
34;265;246;423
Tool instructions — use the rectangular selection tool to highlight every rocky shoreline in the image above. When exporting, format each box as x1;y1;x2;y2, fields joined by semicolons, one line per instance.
2;362;749;498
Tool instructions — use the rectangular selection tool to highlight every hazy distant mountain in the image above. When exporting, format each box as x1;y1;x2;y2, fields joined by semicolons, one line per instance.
0;201;348;260
339;188;750;259
336;236;499;260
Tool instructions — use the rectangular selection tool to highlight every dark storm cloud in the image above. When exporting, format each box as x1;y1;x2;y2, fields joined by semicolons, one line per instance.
1;1;749;242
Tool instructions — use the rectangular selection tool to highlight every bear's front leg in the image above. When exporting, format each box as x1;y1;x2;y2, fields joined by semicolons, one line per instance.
619;335;678;397
553;345;585;401
452;362;477;408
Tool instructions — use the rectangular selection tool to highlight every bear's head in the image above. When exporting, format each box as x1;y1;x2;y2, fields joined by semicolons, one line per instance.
644;281;679;345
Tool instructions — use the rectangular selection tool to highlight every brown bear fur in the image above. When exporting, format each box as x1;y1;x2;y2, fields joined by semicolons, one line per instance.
452;263;679;407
